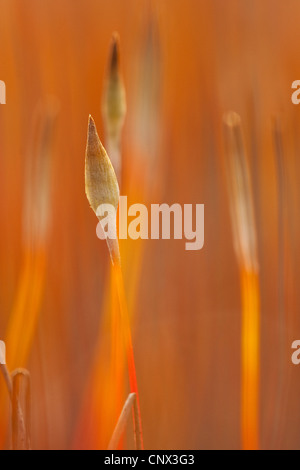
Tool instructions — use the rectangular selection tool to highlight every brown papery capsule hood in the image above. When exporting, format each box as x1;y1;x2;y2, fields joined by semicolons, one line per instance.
85;115;120;214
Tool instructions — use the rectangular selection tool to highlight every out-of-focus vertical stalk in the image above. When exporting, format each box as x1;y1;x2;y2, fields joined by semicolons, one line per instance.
129;17;161;194
5;99;58;370
0;99;57;449
102;33;126;185
223;112;260;450
122;16;162;320
240;268;260;450
272;119;288;449
11;369;31;450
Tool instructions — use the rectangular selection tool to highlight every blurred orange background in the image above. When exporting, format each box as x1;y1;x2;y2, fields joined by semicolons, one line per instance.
0;0;300;450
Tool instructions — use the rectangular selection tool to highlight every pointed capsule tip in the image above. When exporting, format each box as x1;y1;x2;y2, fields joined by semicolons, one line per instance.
88;114;95;130
85;116;120;214
110;33;120;74
87;114;102;156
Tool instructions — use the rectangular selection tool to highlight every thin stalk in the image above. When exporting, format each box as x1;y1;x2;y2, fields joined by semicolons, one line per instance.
272;119;292;449
240;268;260;450
5;99;57;369
107;237;144;450
223;112;260;450
0;364;30;450
11;369;31;450
108;393;140;450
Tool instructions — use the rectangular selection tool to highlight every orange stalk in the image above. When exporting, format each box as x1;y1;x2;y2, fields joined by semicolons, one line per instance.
240;268;260;450
223;112;260;450
111;261;143;449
